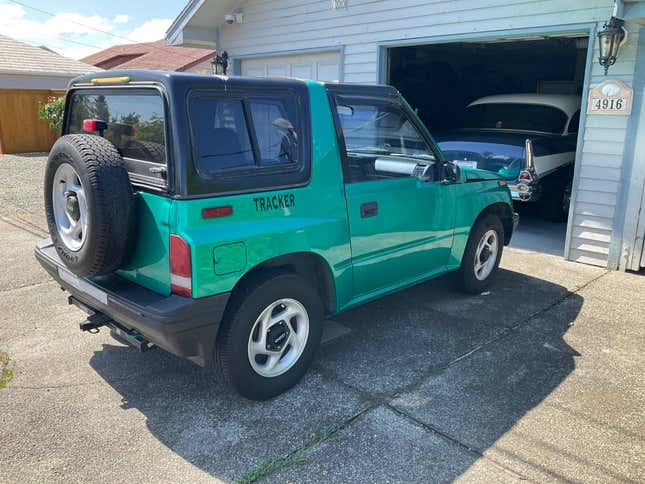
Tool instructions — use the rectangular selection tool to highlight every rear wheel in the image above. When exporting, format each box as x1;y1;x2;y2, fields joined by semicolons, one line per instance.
540;181;569;222
213;272;323;400
454;215;504;294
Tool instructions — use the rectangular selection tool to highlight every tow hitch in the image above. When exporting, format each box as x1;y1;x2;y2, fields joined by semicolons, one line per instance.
69;296;155;352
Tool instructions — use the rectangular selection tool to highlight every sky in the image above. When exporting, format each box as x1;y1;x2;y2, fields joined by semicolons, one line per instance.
0;0;187;60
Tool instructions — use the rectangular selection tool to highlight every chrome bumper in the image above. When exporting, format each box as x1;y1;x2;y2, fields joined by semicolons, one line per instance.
508;181;540;202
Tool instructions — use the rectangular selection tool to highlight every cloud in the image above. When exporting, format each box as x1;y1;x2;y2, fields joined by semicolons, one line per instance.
0;3;171;59
113;14;129;24
0;4;112;42
126;18;172;43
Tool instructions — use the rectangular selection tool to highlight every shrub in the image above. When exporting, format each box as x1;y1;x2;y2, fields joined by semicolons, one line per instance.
38;95;66;131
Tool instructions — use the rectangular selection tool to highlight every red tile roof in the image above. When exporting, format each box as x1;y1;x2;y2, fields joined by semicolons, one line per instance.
81;40;214;72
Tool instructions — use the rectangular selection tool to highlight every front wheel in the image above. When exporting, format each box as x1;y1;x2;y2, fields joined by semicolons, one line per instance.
454;215;504;294
213;272;323;400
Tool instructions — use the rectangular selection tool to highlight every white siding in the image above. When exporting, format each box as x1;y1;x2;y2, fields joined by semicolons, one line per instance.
220;0;611;82
567;22;641;267
209;0;644;269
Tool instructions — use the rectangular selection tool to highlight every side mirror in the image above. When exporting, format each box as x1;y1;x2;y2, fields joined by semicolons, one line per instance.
442;161;461;183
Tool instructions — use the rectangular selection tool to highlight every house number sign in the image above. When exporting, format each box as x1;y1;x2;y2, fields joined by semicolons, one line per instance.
587;79;633;115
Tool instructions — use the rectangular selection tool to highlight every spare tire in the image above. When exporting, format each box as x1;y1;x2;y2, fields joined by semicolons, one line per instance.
122;139;165;163
44;134;134;277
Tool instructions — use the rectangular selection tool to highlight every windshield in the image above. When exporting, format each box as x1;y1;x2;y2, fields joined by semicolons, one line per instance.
439;140;524;180
464;103;568;134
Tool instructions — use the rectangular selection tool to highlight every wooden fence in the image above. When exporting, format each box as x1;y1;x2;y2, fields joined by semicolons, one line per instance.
0;89;65;154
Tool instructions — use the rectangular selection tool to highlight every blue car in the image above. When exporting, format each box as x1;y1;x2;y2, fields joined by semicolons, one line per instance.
438;94;581;221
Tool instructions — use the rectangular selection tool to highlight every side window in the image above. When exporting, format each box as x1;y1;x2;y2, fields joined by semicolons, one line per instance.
190;97;255;173
248;97;299;165
189;93;301;177
568;110;581;135
336;101;436;183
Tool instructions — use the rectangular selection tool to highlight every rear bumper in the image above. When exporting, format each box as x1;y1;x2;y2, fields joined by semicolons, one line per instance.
34;239;229;367
508;181;541;202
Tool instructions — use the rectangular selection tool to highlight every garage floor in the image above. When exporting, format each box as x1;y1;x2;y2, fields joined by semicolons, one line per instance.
510;205;568;257
1;155;643;483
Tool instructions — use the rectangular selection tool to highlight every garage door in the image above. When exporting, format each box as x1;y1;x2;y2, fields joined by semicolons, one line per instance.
241;52;340;82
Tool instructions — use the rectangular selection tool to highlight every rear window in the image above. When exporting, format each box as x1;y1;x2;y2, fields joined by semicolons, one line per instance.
189;93;300;177
464;103;568;134
66;89;166;164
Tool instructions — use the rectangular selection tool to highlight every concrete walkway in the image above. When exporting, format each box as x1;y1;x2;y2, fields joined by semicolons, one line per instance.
0;155;643;483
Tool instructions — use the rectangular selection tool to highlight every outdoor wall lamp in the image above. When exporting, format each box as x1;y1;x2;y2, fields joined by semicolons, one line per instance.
211;51;229;76
598;16;628;75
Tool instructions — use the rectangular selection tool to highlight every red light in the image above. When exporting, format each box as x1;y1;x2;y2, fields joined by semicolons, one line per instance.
82;119;96;132
169;234;192;297
202;206;233;219
519;170;533;182
82;119;107;133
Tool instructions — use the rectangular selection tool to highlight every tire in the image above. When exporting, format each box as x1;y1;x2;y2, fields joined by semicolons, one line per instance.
122;140;165;163
44;134;134;277
213;272;323;400
540;182;569;223
454;215;504;294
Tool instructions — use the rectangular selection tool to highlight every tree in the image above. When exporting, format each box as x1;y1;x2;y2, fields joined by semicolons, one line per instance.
37;96;66;131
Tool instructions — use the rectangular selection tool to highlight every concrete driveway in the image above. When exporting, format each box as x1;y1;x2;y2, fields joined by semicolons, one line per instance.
1;154;643;483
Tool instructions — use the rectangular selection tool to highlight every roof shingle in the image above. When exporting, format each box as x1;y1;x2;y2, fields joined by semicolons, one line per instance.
0;34;101;77
81;40;214;72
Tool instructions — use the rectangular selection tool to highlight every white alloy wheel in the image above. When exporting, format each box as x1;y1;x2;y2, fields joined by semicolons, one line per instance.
52;163;88;252
474;229;499;281
247;298;310;378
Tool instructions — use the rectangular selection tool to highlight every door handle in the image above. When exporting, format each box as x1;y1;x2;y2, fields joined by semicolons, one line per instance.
360;201;378;218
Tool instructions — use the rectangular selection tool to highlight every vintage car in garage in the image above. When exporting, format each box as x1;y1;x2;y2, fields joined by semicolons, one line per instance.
437;94;581;221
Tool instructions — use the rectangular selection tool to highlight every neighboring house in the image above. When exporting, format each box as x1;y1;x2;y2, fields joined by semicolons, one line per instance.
81;40;215;74
0;34;100;154
166;0;645;273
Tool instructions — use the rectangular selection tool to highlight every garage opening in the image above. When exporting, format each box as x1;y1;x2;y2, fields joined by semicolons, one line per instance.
387;36;589;257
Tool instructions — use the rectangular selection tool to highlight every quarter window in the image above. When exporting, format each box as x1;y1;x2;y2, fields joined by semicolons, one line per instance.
190;97;255;173
249;98;299;165
190;93;300;176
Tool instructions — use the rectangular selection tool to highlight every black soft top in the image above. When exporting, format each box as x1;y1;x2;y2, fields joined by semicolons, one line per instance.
69;69;313;92
70;69;400;98
66;70;403;198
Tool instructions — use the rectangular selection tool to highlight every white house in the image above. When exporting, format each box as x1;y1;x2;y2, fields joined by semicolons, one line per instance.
166;0;645;272
0;34;99;90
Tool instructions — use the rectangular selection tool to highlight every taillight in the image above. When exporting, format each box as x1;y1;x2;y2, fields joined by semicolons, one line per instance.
169;234;192;297
519;170;533;182
82;118;107;133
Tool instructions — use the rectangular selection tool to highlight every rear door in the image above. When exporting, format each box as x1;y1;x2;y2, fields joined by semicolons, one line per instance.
65;87;172;295
331;94;454;297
